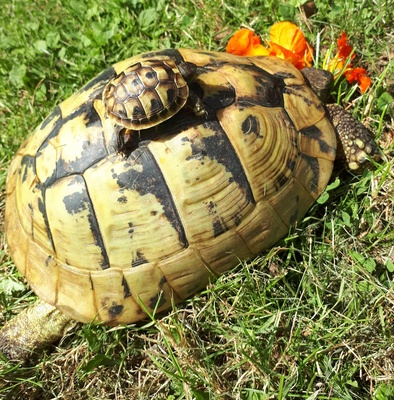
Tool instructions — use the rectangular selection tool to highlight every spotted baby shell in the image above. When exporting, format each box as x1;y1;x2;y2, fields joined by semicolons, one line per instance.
103;59;190;130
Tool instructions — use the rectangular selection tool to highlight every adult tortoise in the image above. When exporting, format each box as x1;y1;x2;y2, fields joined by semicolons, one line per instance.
0;48;380;361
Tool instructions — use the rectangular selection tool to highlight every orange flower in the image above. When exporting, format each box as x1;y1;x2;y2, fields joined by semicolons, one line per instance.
337;31;354;60
226;22;313;69
324;31;371;93
346;68;372;93
268;21;313;69
225;28;270;56
324;31;354;77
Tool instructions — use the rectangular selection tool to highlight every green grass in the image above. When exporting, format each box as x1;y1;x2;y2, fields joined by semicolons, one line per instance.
1;0;394;398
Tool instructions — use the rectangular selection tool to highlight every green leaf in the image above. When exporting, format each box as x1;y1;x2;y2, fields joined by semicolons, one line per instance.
377;92;393;111
327;5;342;20
68;0;85;14
241;389;268;400
8;64;26;88
341;211;352;227
385;259;394;273
278;3;296;20
192;390;211;400
326;177;341;191
86;4;100;19
0;277;26;295
80;34;92;48
25;21;39;32
46;31;60;49
81;354;119;374
357;280;373;293
35;84;47;102
316;177;341;204
34;39;48;53
374;383;394;399
138;8;156;30
82;327;104;352
316;191;330;204
347;379;359;388
58;46;66;59
350;251;376;273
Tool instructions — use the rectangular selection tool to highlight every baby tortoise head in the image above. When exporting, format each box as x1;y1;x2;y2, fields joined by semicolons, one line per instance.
301;67;381;171
103;59;205;131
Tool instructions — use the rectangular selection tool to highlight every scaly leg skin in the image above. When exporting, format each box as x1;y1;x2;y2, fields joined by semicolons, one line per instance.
326;103;381;171
0;300;76;363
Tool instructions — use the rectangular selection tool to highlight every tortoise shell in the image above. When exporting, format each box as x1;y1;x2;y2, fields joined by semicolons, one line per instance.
103;59;196;130
5;49;336;325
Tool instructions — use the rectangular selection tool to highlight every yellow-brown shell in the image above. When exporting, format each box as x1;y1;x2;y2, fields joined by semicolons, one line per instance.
5;49;336;325
103;59;190;129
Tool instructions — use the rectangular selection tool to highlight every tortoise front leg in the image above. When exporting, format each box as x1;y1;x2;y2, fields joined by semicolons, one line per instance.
326;103;381;171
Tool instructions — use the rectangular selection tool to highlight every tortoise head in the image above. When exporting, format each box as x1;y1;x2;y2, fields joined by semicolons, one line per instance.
300;67;334;104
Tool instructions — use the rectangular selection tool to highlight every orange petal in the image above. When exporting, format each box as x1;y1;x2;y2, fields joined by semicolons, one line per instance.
325;56;353;78
268;21;313;67
345;67;371;93
337;31;354;59
226;29;263;56
225;24;313;67
324;31;357;78
268;42;306;69
247;45;271;56
269;22;306;54
358;75;372;93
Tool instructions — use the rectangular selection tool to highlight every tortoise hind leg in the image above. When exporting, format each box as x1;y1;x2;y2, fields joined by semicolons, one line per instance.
326;103;381;170
0;300;76;363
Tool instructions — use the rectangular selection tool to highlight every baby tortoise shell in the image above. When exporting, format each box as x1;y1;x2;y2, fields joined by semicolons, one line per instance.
4;49;379;328
103;59;200;130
